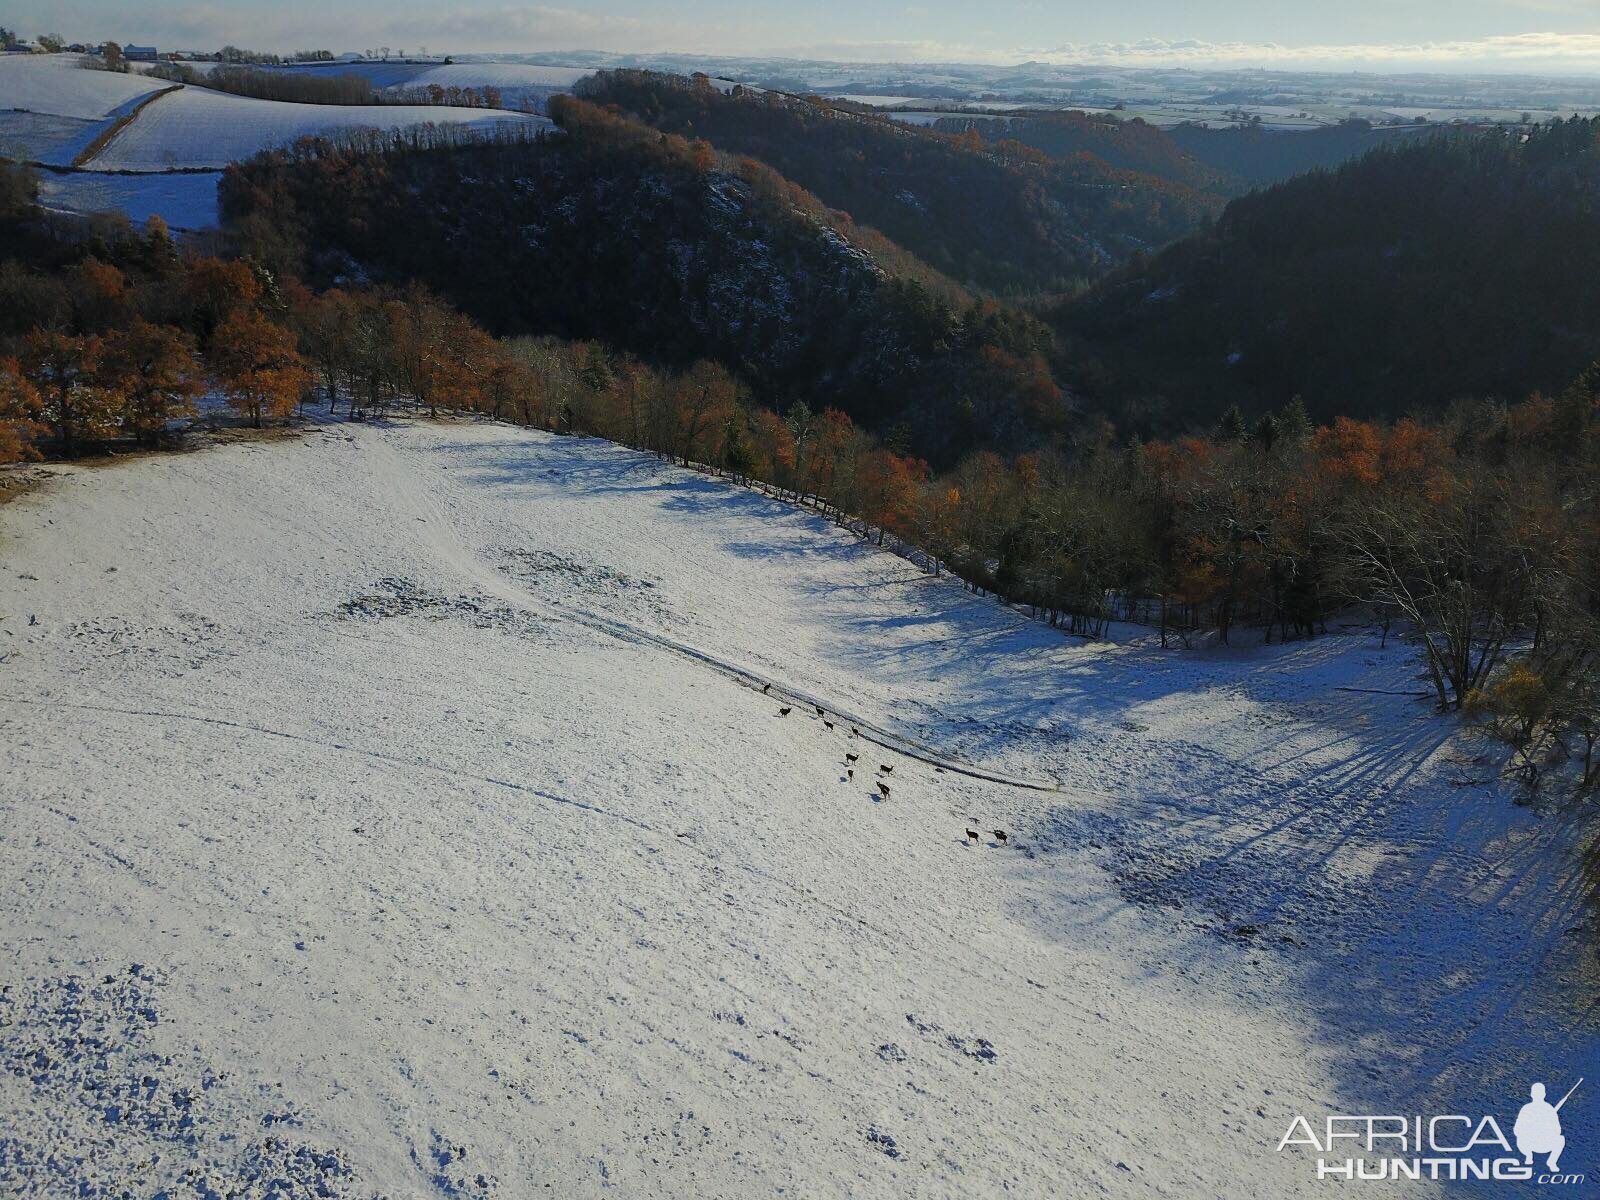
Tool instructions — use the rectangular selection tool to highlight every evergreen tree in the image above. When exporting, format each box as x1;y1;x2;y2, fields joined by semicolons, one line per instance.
1253;411;1279;451
1277;396;1312;447
1217;403;1248;443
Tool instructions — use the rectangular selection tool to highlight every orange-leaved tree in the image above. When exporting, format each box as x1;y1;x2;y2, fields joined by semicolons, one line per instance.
100;318;204;446
0;356;45;464
20;330;121;457
209;309;311;428
858;449;928;545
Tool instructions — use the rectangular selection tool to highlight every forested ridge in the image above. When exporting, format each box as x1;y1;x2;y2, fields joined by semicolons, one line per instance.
928;110;1236;195
915;111;1430;199
1056;118;1600;433
1165;120;1435;188
218;102;1066;467
575;70;1222;297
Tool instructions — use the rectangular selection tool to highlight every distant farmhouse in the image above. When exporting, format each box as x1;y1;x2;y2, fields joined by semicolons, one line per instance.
124;45;158;62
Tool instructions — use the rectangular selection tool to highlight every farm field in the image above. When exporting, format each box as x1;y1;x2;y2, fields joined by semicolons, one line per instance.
35;169;222;228
263;59;595;110
0;51;166;119
83;84;551;171
1;416;1593;1196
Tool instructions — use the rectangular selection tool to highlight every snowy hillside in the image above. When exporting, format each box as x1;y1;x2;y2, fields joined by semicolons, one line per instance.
0;53;169;166
0;54;550;228
83;86;551;171
245;61;750;110
1;419;1594;1196
260;61;596;111
34;170;222;230
0;52;166;119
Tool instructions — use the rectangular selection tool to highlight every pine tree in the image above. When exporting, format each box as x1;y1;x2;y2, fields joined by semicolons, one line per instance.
142;216;180;277
1253;411;1280;451
1217;403;1248;443
1277;395;1313;448
721;412;755;479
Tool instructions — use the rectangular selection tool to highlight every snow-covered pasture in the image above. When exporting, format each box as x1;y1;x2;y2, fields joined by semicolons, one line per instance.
35;169;222;229
0;52;167;119
137;59;595;115
0;110;101;165
273;60;593;103
0;419;1594;1196
0;53;170;166
83;85;552;171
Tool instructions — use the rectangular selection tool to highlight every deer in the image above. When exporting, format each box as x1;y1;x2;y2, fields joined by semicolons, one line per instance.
993;830;1008;844
823;720;835;731
965;829;980;844
761;683;771;694
878;764;894;776
777;707;792;717
844;752;859;764
877;782;891;799
815;705;825;717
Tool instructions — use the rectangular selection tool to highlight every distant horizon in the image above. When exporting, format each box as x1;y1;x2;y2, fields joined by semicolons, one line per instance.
15;43;1600;86
9;1;1600;78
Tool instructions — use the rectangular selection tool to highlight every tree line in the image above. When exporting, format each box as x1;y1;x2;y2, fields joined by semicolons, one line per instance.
3;174;1595;797
144;62;515;111
146;62;379;106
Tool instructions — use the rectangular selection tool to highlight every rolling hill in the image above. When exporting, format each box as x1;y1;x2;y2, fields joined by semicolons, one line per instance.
171;58;601;114
82;84;549;171
928;109;1234;194
2;413;1592;1195
220;97;1067;464
0;53;552;231
1055;118;1600;431
0;52;170;165
576;70;1222;297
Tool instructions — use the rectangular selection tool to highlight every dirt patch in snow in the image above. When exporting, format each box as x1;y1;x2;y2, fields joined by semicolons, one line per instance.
495;548;671;622
0;966;390;1198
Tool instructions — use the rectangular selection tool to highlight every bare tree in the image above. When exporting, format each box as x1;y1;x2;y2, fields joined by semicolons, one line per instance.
1337;471;1531;710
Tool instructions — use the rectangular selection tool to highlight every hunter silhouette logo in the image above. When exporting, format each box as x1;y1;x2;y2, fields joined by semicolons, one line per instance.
1277;1078;1585;1184
1516;1079;1580;1173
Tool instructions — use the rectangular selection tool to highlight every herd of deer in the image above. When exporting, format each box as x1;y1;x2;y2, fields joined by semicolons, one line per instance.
770;688;1009;848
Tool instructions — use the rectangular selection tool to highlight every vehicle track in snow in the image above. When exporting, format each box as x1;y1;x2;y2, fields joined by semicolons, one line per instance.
367;431;1064;794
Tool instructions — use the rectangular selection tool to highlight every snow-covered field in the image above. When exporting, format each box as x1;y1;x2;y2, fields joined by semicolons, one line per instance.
35;170;221;229
83;86;552;171
0;54;171;166
1;418;1594;1196
140;60;596;116
0;53;166;119
0;110;104;165
276;61;594;108
0;54;552;227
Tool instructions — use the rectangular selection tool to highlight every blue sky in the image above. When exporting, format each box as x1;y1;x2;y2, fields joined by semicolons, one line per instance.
11;0;1600;71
